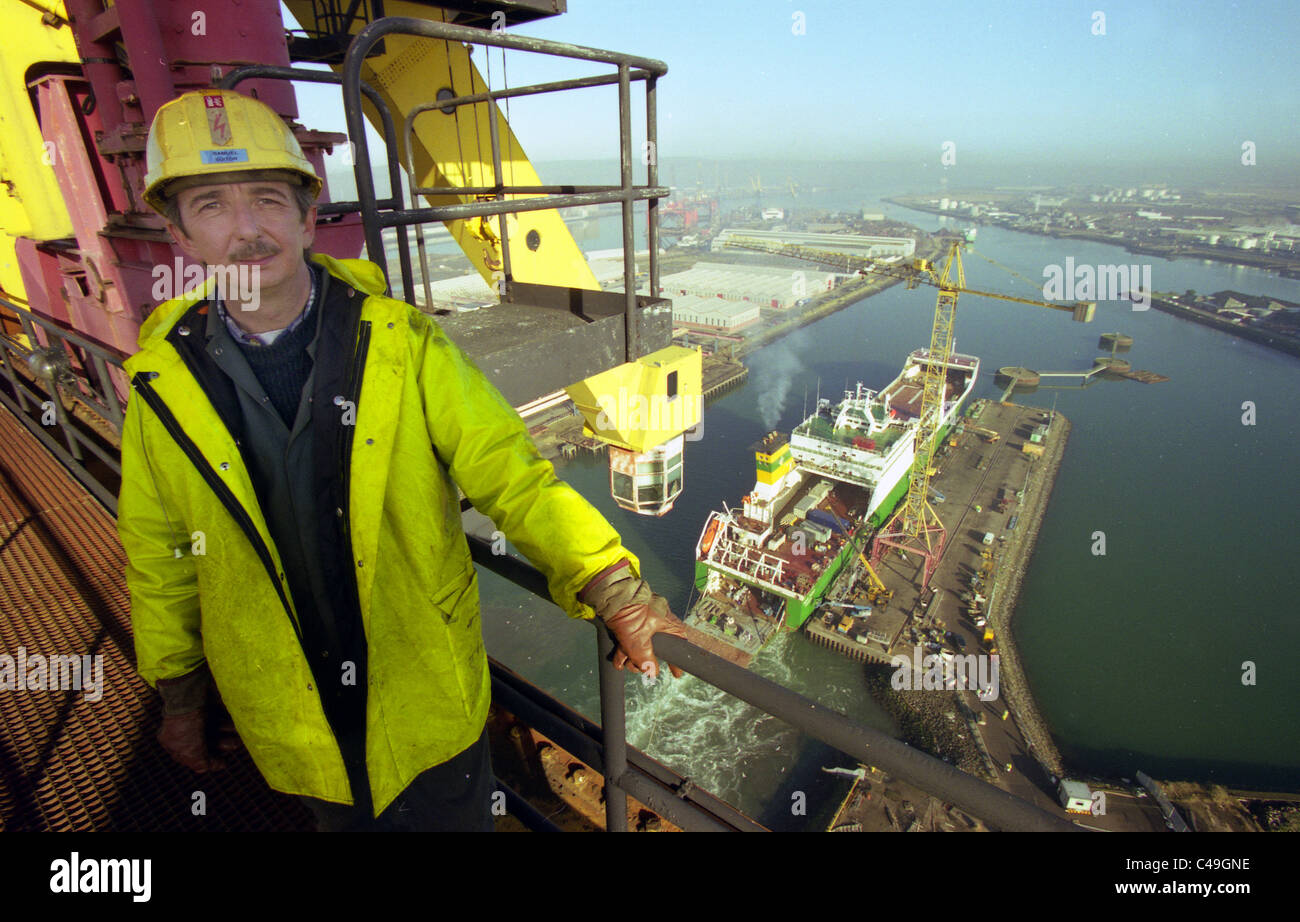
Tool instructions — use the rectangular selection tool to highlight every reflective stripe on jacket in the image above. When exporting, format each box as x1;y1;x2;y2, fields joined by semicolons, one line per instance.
116;253;638;813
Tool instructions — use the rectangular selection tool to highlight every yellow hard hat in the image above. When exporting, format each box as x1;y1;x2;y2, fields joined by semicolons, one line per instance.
143;89;323;214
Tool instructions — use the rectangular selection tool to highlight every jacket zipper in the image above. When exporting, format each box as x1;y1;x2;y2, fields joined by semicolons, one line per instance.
130;372;305;648
338;320;371;599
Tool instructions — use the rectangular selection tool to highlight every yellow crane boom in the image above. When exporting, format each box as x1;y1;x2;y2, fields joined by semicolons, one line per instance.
283;0;601;291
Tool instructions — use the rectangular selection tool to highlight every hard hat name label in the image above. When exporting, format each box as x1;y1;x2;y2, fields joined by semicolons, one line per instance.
199;149;249;165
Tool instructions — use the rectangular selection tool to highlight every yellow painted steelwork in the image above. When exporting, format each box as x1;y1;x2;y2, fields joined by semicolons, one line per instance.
0;0;79;305
754;443;793;486
754;463;792;486
283;1;600;290
566;346;702;452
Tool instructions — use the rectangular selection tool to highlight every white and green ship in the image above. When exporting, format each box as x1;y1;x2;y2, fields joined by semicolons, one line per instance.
685;349;979;664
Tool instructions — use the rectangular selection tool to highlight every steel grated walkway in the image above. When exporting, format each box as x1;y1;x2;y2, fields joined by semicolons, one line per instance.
0;404;312;830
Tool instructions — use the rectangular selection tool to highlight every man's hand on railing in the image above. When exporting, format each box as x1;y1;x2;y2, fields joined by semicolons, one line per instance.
580;560;688;680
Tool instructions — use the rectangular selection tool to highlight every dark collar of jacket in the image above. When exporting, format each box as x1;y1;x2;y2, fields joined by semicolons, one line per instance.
164;258;365;487
208;260;322;348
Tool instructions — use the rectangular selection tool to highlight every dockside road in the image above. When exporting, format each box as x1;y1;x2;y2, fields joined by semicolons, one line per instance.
818;400;1075;816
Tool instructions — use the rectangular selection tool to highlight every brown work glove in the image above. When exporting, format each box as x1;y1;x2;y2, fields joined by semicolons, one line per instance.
580;561;688;680
155;664;242;773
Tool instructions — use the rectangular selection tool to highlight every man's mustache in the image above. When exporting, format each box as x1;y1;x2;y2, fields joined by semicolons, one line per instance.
228;242;280;261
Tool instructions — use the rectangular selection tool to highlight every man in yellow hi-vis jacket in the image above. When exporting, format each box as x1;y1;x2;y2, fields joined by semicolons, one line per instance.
116;89;687;831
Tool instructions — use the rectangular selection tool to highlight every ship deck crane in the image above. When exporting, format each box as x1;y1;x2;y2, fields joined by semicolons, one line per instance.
724;235;1094;585
820;507;894;605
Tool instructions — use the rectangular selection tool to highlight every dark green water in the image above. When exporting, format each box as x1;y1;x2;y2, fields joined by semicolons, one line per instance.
478;196;1300;827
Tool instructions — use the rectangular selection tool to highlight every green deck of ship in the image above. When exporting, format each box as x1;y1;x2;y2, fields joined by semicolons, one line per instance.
794;415;905;453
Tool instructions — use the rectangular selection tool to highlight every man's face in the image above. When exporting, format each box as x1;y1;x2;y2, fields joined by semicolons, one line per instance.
167;179;316;302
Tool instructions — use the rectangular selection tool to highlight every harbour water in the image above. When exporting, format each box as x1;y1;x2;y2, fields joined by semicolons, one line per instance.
477;176;1300;828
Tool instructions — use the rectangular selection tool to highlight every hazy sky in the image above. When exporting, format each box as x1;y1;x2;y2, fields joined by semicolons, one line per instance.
291;1;1300;174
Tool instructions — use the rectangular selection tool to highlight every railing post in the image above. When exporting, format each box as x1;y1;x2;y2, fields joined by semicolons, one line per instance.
91;353;123;428
0;336;29;414
16;314;40;413
645;73;659;300
595;626;629;832
618;62;637;362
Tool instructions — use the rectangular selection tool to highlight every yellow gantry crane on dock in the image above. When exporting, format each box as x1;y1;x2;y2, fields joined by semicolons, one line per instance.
724;235;1094;584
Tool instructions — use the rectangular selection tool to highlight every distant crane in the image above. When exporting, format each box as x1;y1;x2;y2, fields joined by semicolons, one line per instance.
723;235;1094;585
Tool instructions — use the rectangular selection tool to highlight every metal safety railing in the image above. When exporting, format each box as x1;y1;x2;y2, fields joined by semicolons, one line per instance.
0;295;128;511
339;16;669;362
220;63;406;222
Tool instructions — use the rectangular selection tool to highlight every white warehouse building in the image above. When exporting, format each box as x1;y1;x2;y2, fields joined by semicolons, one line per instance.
656;261;837;310
711;228;916;260
669;295;761;331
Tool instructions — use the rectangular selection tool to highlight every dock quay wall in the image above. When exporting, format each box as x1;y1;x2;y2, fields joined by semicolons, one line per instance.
804;619;892;664
982;413;1073;779
732;236;948;360
1148;296;1300;358
702;363;749;400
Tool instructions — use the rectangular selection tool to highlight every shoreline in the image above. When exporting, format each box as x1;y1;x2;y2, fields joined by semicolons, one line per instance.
535;233;950;463
886;199;1300;361
884;196;1300;279
1148;295;1300;358
729;234;949;360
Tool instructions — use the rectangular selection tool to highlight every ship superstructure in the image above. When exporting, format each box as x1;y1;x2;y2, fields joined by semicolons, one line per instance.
790;349;979;525
686;433;874;663
686;349;978;663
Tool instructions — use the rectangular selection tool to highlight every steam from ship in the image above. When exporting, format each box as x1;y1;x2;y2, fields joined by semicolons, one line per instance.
750;329;810;430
